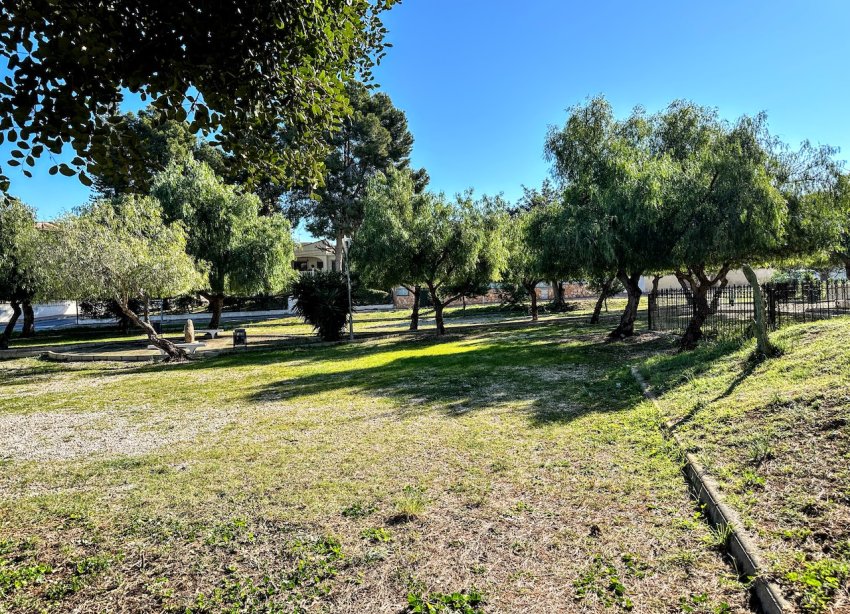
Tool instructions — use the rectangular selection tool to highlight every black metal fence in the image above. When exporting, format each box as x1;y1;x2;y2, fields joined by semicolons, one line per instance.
648;280;850;337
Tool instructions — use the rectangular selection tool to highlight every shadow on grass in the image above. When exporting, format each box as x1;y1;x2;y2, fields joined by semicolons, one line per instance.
228;325;669;427
638;336;755;428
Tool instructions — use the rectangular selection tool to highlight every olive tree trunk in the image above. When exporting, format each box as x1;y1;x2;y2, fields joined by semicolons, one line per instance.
742;264;774;356
523;280;540;321
21;300;35;337
116;298;187;361
590;275;615;324
408;285;421;331
0;299;22;349
609;270;642;339
678;265;730;350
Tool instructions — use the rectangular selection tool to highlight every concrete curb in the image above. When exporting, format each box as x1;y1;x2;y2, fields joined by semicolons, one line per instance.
0;348;46;360
630;366;791;614
42;350;163;363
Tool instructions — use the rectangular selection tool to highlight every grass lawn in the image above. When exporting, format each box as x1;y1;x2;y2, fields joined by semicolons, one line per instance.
2;299;627;355
639;318;850;613
0;322;748;613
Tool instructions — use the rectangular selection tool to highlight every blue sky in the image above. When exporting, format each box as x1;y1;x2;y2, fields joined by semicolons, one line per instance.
3;0;850;239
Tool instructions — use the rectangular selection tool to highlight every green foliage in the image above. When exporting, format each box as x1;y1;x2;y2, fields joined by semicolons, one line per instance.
786;558;849;613
0;1;396;191
394;485;427;519
287;81;426;252
500;205;547;298
354;169;506;332
360;527;393;543
0;560;51;597
573;555;634;610
291;271;351;341
0;195;42;303
45;195;203;305
152;160;295;297
406;588;485;613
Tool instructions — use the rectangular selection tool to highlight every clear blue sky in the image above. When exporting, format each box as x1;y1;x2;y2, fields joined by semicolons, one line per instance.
4;0;850;232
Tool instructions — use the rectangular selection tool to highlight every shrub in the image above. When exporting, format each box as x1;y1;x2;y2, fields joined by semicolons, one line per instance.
292;271;350;341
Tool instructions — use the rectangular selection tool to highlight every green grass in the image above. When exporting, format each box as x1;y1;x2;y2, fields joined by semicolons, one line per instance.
0;321;747;612
3;298;627;353
638;317;850;613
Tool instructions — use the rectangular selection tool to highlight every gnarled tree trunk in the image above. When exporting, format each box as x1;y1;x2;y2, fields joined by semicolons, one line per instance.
21;300;35;337
433;300;446;335
205;294;225;330
646;275;661;331
409;285;421;331
522;280;540;321
426;282;448;335
1;299;22;349
609;270;642;339
590;275;615;324
117;297;187;361
678;264;730;350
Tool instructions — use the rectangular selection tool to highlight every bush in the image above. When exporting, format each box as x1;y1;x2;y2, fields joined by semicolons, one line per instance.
292;272;350;341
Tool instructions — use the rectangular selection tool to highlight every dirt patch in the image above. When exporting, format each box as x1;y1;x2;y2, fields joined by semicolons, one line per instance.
0;409;236;461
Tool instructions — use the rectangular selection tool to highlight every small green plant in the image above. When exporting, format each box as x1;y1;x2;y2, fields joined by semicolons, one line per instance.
406;588;485;613
395;485;427;519
341;501;377;518
702;523;734;551
746;434;775;466
204;517;254;546
361;527;393;543
573;555;633;610
786;558;849;613
739;468;765;491
0;560;52;596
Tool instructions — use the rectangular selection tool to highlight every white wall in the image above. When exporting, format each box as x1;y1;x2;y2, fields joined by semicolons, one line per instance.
639;268;775;292
0;301;77;322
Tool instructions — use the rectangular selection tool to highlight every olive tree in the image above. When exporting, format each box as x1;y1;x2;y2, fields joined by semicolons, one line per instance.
0;195;41;347
545;97;673;338
354;174;504;334
47;196;204;360
152;160;296;329
501;206;547;321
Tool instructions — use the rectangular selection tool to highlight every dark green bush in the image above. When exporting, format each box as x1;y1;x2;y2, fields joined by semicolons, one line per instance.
292;272;350;341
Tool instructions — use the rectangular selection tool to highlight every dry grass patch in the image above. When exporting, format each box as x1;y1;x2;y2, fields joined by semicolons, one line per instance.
0;324;748;612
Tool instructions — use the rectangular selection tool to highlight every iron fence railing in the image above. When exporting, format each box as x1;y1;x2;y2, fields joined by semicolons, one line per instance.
648;280;850;337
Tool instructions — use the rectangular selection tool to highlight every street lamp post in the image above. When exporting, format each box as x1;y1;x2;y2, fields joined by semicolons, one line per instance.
343;237;354;340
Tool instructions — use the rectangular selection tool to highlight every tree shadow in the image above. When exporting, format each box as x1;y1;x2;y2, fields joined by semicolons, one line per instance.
637;336;755;429
236;325;660;427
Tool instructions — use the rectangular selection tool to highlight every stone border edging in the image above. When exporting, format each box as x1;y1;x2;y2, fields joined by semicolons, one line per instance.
630;366;791;614
43;350;163;363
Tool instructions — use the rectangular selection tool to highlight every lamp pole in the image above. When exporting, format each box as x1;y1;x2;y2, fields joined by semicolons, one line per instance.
343;237;354;340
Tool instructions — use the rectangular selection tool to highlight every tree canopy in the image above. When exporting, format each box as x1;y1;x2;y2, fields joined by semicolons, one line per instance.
287;81;427;268
355;170;504;334
151;160;296;328
46;195;203;358
0;195;42;346
545;96;673;337
0;1;396;191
